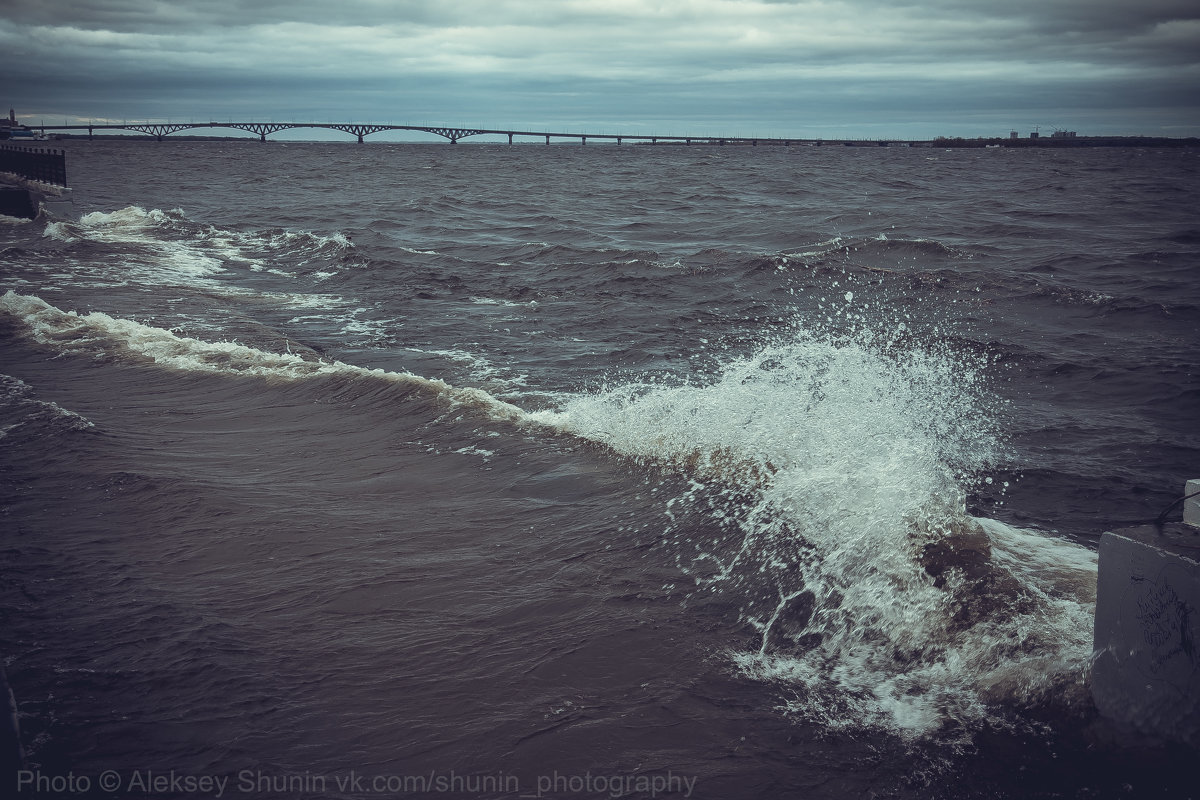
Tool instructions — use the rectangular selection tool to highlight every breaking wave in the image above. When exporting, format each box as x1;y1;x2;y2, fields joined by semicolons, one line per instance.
544;315;1097;742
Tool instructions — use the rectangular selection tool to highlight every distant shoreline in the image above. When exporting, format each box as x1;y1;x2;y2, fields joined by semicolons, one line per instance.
17;132;1200;147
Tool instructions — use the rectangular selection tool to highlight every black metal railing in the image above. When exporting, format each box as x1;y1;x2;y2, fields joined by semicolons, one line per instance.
0;145;68;187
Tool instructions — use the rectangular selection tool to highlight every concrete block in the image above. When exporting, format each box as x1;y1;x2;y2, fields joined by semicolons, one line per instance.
1185;479;1200;528
0;186;36;219
1091;524;1200;745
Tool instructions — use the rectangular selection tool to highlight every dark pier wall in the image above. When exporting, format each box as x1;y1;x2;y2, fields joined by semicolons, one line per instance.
0;145;67;186
0;145;68;219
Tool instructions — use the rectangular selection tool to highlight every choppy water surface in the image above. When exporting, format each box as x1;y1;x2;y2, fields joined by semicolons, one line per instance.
2;140;1198;798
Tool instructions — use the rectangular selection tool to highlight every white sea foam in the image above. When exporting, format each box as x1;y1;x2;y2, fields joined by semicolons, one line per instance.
46;206;231;279
469;296;539;309
453;445;495;458
402;346;529;392
42;206;357;286
783;237;845;260
338;312;393;345
39;204;377;334
276;292;345;309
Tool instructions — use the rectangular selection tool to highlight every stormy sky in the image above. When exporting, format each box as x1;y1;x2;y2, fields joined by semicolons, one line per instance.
2;0;1198;139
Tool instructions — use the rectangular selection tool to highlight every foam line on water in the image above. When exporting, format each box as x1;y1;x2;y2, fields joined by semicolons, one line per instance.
0;291;530;424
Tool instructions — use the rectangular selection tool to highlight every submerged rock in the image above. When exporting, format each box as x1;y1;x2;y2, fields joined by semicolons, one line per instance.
920;516;1035;630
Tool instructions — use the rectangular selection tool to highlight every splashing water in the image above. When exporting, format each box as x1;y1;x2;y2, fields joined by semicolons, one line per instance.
551;319;1097;742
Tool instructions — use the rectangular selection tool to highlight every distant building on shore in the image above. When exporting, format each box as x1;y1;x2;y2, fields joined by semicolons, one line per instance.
0;109;45;141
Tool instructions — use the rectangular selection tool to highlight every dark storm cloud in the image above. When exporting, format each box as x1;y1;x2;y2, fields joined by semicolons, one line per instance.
2;0;1197;136
0;0;542;30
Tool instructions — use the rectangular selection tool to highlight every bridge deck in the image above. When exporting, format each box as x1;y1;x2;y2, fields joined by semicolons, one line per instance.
26;121;857;146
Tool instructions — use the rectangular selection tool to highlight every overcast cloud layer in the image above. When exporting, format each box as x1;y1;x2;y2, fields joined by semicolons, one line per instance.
3;0;1198;138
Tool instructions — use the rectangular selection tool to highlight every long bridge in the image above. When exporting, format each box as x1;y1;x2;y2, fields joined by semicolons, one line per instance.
26;120;857;146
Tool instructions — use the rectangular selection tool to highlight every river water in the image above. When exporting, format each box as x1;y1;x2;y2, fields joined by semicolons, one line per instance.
2;140;1197;798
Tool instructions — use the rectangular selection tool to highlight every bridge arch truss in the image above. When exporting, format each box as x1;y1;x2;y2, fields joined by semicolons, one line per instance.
224;123;298;142
420;127;488;144
326;124;394;143
125;123;200;141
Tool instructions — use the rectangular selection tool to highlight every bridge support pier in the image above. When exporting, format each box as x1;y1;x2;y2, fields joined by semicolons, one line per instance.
545;135;550;145
581;136;586;145
357;134;364;143
508;133;513;145
88;126;93;141
260;133;267;143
